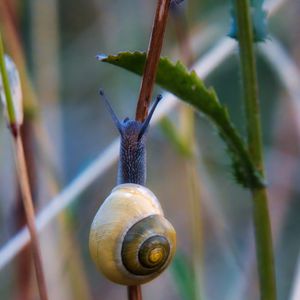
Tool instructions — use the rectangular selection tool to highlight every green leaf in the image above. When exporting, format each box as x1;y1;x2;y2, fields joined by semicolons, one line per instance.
229;0;268;42
100;52;264;188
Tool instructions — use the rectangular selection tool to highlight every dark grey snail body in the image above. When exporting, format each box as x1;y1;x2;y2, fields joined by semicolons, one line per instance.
117;119;146;185
103;89;161;186
89;90;176;285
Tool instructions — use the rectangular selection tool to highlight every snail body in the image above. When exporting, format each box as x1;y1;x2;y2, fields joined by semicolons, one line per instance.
89;91;176;285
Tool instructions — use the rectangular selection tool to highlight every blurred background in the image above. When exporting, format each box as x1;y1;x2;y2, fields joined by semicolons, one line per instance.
0;0;299;299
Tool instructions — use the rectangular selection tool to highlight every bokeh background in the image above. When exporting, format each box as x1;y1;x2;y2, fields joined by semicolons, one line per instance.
0;0;300;299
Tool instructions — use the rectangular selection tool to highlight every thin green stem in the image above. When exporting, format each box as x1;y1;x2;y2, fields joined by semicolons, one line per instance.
234;1;277;299
234;0;263;168
0;32;16;125
252;188;276;300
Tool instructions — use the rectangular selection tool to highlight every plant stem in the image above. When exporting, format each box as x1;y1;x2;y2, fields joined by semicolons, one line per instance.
128;285;142;300
234;1;277;299
0;33;49;300
13;132;49;300
135;0;171;122
15;121;37;300
234;2;263;167
130;1;171;299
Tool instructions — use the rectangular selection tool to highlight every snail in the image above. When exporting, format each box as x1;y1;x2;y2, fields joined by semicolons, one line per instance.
89;90;176;285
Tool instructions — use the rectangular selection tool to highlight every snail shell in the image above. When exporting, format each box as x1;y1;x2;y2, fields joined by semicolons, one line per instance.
89;183;176;285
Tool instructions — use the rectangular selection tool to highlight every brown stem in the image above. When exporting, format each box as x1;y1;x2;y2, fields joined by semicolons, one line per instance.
135;0;171;122
127;286;142;300
11;127;49;300
130;0;171;299
14;120;37;300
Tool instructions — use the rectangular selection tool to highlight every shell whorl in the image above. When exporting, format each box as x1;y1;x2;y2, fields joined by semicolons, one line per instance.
121;215;173;276
89;183;176;285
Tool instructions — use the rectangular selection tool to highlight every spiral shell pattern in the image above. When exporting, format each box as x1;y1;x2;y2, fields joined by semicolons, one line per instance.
89;184;176;285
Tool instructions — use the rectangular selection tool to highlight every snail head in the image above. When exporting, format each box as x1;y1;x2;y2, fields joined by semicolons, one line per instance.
99;89;162;142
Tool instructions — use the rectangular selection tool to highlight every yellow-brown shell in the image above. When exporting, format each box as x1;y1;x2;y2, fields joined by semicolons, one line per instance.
89;183;176;285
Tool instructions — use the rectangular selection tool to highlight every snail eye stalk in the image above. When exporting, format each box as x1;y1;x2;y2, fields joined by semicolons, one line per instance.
99;89;123;134
138;94;162;140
